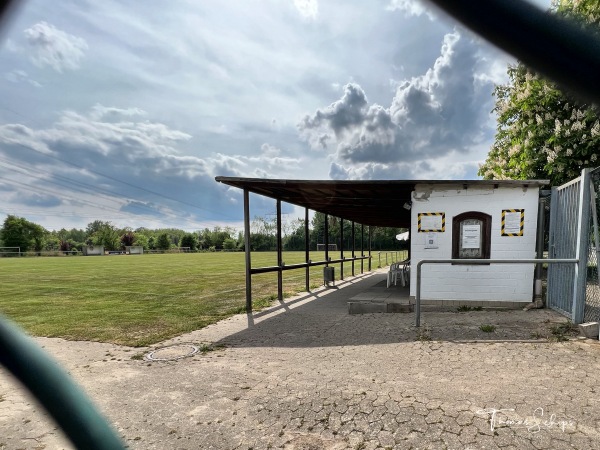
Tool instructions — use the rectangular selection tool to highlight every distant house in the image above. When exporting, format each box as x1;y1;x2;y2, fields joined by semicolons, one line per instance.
82;245;104;256
125;246;144;255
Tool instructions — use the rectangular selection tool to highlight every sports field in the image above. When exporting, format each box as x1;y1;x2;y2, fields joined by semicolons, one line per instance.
0;251;405;346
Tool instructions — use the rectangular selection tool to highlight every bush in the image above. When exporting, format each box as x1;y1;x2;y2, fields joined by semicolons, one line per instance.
222;238;237;250
156;233;171;250
180;233;198;251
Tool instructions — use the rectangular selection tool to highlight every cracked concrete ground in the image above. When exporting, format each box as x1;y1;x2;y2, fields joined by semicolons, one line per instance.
2;269;600;449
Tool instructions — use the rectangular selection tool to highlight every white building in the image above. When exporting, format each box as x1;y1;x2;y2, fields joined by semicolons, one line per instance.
410;181;545;306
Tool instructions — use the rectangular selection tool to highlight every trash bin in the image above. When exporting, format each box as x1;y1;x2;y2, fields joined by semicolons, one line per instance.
323;266;335;287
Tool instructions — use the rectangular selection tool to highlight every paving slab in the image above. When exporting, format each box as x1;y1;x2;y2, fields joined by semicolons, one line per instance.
2;269;600;449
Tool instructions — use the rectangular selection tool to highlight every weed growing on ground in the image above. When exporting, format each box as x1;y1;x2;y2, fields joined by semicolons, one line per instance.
457;305;483;312
553;320;578;334
480;324;496;333
416;324;432;341
234;295;276;314
530;331;543;340
199;343;226;353
549;320;578;342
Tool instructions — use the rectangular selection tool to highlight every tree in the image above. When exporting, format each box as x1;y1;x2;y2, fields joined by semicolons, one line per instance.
44;235;60;251
222;237;237;250
156;233;171;250
310;212;342;250
86;220;111;236
198;226;237;250
479;0;600;186
52;228;85;251
30;223;46;253
284;219;306;251
67;228;86;243
0;215;47;253
134;234;150;250
249;217;276;251
180;233;198;250
90;222;120;250
121;231;136;248
59;239;71;252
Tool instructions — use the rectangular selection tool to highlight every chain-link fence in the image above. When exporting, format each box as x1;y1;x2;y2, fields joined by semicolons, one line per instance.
584;167;600;322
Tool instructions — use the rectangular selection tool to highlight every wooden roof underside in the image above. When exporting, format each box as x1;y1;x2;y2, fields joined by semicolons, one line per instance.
215;177;548;228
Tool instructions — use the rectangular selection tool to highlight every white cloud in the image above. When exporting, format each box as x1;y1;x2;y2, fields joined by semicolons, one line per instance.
3;39;20;52
261;143;281;157
294;0;318;19
23;21;88;72
386;0;435;19
5;69;42;87
211;145;302;179
0;1;521;228
89;104;147;121
299;30;496;180
0;107;222;227
0;105;305;228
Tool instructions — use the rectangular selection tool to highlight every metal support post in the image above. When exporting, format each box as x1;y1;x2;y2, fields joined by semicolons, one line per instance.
351;222;355;276
368;226;372;271
324;214;329;265
573;168;592;324
243;189;252;312
305;207;310;292
361;224;364;274
534;196;546;302
340;218;344;280
276;199;283;301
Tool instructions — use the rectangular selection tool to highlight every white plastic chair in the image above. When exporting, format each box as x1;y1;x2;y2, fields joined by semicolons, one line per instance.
401;260;410;286
387;263;403;287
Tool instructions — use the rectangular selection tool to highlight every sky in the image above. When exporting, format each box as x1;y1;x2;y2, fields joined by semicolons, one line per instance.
0;0;552;232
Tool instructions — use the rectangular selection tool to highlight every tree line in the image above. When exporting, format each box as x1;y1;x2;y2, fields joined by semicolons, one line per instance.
0;213;407;255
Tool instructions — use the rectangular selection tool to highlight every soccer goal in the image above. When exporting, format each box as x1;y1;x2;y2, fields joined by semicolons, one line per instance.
316;244;338;251
0;247;21;256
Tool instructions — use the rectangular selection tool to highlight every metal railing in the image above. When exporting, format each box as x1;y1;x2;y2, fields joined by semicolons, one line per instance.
377;251;407;267
415;258;579;327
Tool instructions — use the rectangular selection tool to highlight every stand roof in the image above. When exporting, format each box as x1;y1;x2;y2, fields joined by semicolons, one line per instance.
216;177;549;228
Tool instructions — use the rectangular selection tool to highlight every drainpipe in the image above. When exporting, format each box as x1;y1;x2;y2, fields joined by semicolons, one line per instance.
530;191;550;309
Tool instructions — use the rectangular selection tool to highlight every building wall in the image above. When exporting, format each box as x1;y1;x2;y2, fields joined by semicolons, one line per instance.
409;184;540;303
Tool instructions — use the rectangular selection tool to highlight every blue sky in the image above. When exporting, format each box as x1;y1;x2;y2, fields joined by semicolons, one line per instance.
0;0;551;231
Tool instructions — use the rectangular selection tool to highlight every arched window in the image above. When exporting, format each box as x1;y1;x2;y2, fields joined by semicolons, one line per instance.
452;211;492;260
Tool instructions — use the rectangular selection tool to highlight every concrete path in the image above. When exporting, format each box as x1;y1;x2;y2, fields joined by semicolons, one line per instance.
2;269;600;449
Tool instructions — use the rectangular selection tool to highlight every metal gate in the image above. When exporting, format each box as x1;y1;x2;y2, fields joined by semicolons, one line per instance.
547;168;599;323
584;168;600;322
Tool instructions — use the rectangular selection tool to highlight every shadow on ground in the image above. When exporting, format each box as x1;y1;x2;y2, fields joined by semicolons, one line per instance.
214;271;574;349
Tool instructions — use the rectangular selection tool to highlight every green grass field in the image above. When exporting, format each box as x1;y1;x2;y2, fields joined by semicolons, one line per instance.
0;251;406;347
